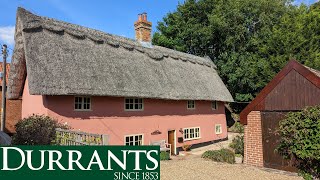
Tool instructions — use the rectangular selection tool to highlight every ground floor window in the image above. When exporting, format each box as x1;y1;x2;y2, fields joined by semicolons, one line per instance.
124;134;143;146
183;127;200;141
215;124;222;134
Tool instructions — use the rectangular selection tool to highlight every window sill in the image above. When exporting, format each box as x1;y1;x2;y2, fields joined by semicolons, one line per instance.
124;109;144;112
74;109;92;112
183;137;201;142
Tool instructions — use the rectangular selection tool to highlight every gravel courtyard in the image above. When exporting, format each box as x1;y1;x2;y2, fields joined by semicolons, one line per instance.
160;156;302;180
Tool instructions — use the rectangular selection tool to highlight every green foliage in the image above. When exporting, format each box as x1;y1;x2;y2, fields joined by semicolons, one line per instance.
229;134;244;156
12;114;69;145
228;122;244;133
153;0;320;104
160;151;170;161
277;106;320;179
201;148;235;164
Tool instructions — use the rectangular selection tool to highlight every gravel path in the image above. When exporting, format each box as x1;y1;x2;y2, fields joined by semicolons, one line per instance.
160;156;302;180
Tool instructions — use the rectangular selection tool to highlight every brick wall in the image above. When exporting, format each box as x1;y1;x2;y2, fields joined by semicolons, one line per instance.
0;89;22;134
244;111;263;167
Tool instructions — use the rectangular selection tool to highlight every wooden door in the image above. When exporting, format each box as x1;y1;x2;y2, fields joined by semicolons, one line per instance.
261;111;297;172
168;130;175;155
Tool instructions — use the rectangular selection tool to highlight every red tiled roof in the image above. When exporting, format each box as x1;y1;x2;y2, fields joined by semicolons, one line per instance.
0;63;10;86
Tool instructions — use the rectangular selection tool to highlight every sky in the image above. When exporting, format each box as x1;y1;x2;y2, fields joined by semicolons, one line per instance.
0;0;318;61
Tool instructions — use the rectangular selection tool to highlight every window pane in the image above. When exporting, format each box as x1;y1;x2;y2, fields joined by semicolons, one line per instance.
125;99;129;104
130;104;133;109
135;104;139;109
125;104;130;110
130;99;133;103
130;136;133;141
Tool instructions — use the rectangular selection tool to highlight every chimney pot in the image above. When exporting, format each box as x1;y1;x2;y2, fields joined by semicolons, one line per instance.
134;12;152;43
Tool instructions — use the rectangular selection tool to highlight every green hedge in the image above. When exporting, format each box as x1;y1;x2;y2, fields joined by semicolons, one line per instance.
160;151;170;161
201;148;235;164
277;106;320;179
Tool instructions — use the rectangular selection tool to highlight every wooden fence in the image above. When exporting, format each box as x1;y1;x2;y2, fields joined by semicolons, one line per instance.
55;128;109;145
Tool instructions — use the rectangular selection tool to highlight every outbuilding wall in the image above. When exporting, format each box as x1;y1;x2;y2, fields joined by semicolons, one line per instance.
244;111;263;167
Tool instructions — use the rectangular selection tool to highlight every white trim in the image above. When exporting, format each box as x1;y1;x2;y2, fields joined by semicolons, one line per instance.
168;130;177;155
215;124;222;134
212;101;218;110
124;98;144;111
174;130;177;155
74;96;92;111
187;100;196;110
124;133;144;145
183;127;201;141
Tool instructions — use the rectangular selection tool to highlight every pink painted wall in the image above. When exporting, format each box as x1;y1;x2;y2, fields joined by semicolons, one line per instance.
22;78;48;118
45;96;228;148
22;78;228;151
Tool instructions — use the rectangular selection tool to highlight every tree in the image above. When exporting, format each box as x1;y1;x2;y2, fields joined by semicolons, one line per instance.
153;0;320;106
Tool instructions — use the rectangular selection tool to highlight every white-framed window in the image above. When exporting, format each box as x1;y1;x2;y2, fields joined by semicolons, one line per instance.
74;96;91;111
212;101;218;110
215;124;222;134
125;98;143;111
124;134;143;146
187;100;195;109
183;127;200;141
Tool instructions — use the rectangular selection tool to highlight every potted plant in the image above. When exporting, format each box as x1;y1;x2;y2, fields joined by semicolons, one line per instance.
235;154;243;164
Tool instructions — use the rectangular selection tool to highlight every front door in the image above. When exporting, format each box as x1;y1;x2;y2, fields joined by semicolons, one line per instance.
168;130;175;155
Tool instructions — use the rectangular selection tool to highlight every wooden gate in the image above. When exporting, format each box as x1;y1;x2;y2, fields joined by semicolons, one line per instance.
261;111;297;172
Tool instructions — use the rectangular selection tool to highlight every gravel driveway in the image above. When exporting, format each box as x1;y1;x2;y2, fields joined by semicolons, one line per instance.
160;155;301;180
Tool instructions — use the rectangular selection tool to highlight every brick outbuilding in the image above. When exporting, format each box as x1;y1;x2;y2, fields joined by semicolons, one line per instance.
240;60;320;171
0;63;22;134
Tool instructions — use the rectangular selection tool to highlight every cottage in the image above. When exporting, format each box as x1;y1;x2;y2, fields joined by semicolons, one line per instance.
240;60;320;171
0;63;21;134
8;8;233;154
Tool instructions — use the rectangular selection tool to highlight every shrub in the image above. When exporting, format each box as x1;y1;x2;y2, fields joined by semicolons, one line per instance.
277;106;320;179
228;122;244;133
201;148;235;164
229;134;244;156
160;151;170;161
12;115;69;145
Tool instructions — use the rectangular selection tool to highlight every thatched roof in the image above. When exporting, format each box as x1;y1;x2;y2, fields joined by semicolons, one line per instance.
8;7;233;102
305;65;320;78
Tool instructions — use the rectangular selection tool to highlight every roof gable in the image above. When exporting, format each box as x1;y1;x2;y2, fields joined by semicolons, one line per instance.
240;60;320;124
7;8;233;102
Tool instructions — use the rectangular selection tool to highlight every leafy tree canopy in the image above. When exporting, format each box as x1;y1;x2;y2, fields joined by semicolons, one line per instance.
153;0;320;103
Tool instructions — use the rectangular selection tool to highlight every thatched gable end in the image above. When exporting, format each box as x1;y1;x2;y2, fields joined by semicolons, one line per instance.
8;8;233;102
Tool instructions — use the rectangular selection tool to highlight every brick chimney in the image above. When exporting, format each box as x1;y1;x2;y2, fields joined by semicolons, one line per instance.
134;13;152;42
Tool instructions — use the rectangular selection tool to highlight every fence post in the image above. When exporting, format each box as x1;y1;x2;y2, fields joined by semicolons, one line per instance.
102;135;108;145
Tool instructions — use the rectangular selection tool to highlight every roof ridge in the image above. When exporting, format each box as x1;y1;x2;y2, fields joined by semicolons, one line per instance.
17;7;215;68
